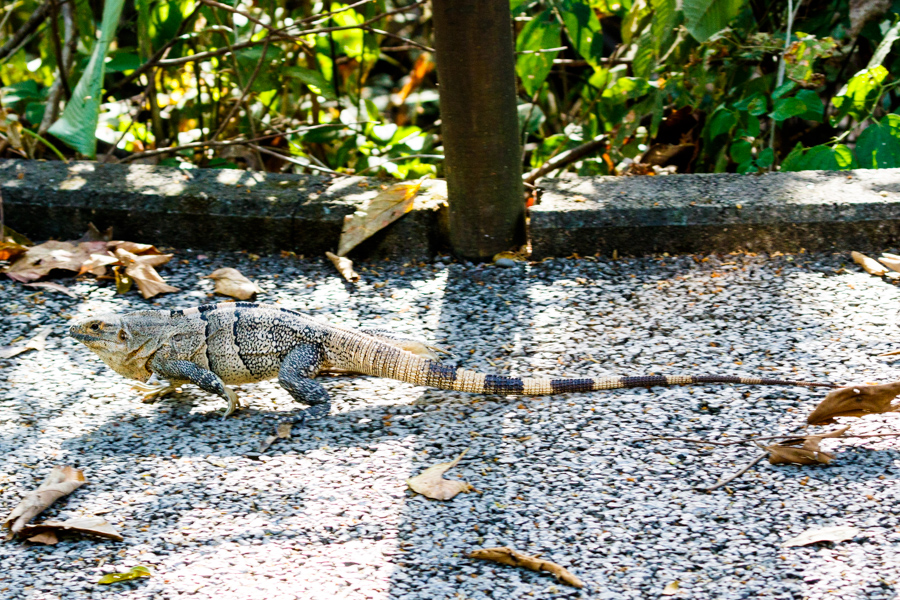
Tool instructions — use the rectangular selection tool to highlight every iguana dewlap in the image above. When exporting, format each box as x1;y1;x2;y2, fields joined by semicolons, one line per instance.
69;302;839;422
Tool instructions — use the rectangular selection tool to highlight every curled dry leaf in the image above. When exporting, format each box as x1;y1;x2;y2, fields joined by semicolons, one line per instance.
766;425;850;466
78;253;120;277
0;326;53;359
851;251;887;276
781;525;859;547
20;517;123;545
0;225;30;261
407;449;472;500
257;421;293;454
336;179;424;256
5;240;105;282
97;565;152;585
205;267;263;300
879;252;900;273
114;248;179;299
807;382;900;425
3;466;86;534
325;251;359;283
23;281;78;298
469;547;584;589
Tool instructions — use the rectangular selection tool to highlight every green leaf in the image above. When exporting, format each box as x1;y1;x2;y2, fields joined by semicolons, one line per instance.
856;114;900;169
560;0;604;67
706;107;736;139
516;10;562;95
621;0;651;45
783;36;838;86
756;147;774;168
1;81;45;109
518;103;546;136
770;97;806;121
682;0;748;43
866;19;900;70
650;0;678;54
632;34;656;78
284;66;337;100
48;0;126;157
737;159;756;173
781;143;857;171
733;92;766;115
105;53;142;73
772;81;796;100
795;89;823;122
832;65;888;124
731;139;752;163
98;566;152;585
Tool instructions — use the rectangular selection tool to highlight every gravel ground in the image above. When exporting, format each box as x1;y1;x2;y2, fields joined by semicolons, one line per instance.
1;249;899;600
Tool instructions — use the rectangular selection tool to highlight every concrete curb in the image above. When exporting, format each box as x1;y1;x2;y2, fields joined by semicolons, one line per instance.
530;169;900;258
3;159;900;259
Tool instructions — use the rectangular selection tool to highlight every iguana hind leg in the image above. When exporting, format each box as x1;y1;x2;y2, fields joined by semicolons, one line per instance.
148;358;240;419
359;328;454;360
278;344;331;426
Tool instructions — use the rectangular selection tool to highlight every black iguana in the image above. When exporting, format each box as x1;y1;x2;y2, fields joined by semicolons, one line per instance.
69;302;840;422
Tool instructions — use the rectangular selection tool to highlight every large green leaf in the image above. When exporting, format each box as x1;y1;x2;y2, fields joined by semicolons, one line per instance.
856;115;900;169
48;0;126;157
682;0;747;42
650;0;679;54
560;0;603;67
516;10;562;96
781;143;856;171
831;65;888;124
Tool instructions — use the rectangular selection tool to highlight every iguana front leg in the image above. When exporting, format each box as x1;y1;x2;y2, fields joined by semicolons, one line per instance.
148;357;240;418
132;374;180;403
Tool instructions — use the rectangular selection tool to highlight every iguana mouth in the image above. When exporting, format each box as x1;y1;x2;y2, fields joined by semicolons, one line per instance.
69;331;102;343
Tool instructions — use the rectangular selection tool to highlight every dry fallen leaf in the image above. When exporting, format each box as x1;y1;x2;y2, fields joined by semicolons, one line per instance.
325;251;359;283
19;517;123;544
23;281;79;298
336;179;424;256
77;223;113;243
0;225;30;261
781;525;859;547
114;248;179;299
469;547;584;589
97;565;152;585
851;251;887;276
3;466;86;534
205;267;263;300
108;241;163;255
662;581;680;595
78;252;119;277
765;425;850;466
407;449;472;500
878;253;900;273
0;326;53;359
257;421;293;454
807;382;900;425
4;241;101;282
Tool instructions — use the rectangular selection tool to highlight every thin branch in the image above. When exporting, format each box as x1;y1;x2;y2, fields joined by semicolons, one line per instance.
212;36;271;140
250;144;347;175
695;453;768;492
523;134;607;184
119;126;348;163
0;0;52;60
353;153;444;175
38;0;76;136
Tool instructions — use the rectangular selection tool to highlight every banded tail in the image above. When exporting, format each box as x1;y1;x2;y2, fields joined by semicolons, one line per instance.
339;332;841;395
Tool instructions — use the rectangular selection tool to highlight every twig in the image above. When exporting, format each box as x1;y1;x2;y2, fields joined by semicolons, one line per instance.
212;36;271;140
38;0;76;136
119;126;343;162
523;134;607;184
353;153;444;175
695;453;768;492
250;144;347;175
0;0;52;60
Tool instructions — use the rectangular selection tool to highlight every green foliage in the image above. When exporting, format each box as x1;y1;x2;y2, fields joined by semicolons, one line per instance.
856;115;900;169
683;0;747;42
516;10;563;96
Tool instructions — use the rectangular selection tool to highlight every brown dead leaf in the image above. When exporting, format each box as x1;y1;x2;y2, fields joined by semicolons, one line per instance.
0;225;30;261
23;281;79;298
114;248;179;299
205;268;263;300
878;253;900;273
469;547;584;589
765;425;850;465
0;326;53;359
4;466;86;534
325;251;359;283
807;382;900;425
397;53;435;103
5;241;87;282
78;253;120;277
77;223;113;243
336;179;424;256
851;251;887;276
407;449;472;500
107;241;163;255
662;581;681;595
781;525;859;547
257;421;293;454
18;517;123;544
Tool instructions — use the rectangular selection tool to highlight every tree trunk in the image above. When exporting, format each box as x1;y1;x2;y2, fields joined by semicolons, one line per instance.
431;0;525;261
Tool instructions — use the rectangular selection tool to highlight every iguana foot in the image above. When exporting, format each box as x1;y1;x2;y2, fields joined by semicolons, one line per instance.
132;380;179;403
222;387;241;419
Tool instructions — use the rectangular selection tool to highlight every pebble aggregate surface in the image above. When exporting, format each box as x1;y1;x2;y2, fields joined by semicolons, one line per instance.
0;250;899;600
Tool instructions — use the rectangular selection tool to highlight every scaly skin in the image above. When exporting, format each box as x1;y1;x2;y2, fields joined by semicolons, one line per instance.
69;302;843;423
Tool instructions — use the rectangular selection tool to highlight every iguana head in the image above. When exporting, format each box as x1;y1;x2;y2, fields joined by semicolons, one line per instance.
69;313;156;382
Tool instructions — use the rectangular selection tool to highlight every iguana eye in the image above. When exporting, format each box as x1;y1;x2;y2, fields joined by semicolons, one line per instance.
118;330;128;341
90;322;101;331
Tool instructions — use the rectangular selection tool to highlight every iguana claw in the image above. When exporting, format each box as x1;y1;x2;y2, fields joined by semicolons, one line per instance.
222;387;240;420
131;380;178;403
